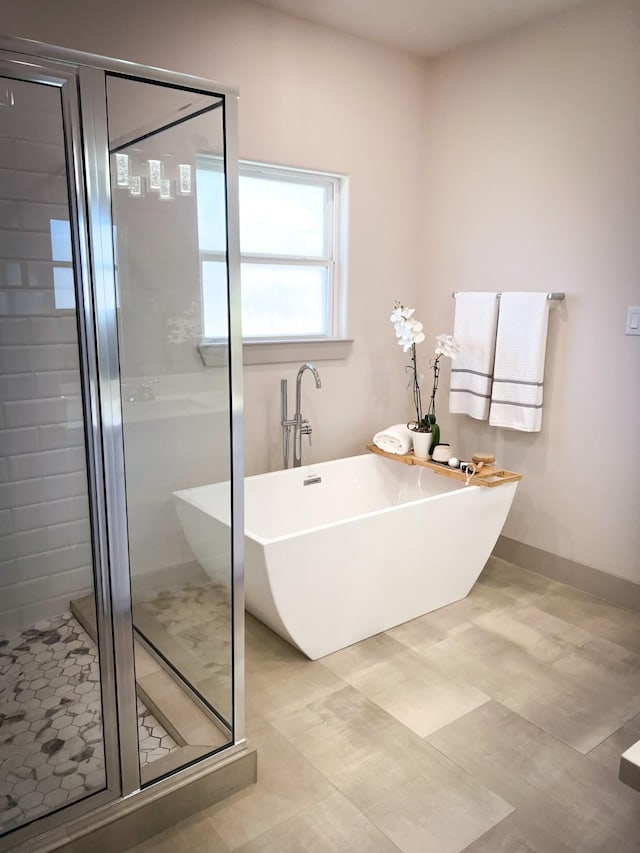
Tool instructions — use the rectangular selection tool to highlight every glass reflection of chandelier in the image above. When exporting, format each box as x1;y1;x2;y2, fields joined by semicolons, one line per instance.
0;85;15;107
114;152;192;200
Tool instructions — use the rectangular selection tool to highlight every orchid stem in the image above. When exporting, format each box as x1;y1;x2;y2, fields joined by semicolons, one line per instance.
411;343;422;425
427;356;441;422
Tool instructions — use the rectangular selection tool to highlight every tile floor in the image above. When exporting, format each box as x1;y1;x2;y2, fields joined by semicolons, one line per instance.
0;612;178;835
137;698;179;768
137;583;231;671
136;580;232;718
130;557;640;853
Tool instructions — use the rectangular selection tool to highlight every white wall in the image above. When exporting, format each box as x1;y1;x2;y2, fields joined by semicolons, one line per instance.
422;0;640;583
3;0;638;589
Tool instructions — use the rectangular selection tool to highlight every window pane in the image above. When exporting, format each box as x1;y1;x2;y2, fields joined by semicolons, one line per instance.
53;266;75;309
203;262;328;339
197;168;226;252
239;176;328;257
202;260;228;338
241;264;328;337
49;218;71;262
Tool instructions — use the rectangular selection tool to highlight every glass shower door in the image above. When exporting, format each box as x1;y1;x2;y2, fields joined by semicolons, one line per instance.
105;74;236;782
0;37;244;848
0;74;108;836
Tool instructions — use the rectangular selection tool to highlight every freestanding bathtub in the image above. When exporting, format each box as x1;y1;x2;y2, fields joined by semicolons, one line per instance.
173;453;518;659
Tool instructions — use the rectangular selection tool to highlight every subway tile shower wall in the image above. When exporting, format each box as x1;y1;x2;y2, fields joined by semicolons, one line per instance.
0;90;93;635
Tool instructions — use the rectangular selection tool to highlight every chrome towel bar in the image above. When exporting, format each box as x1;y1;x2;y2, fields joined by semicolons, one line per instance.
452;291;565;300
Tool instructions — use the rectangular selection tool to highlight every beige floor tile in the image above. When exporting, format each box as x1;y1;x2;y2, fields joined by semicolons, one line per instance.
479;557;562;603
586;713;640;772
322;632;489;737
412;609;640;754
245;615;346;719
471;603;591;663
272;685;513;852
362;770;514;853
245;613;306;666
245;662;345;722
416;618;549;693
501;680;638;756
386;582;516;653
470;604;640;753
235;791;400;852
205;711;335;850
551;630;640;691
385;602;476;652
536;582;640;656
460;807;610;853
270;685;424;799
534;634;640;753
127;809;229;853
390;581;581;663
429;700;640;852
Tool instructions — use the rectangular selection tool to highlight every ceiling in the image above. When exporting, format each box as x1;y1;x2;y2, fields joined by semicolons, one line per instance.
248;0;595;58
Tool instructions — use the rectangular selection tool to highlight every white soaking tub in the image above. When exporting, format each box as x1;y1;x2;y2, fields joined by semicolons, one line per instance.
173;453;518;659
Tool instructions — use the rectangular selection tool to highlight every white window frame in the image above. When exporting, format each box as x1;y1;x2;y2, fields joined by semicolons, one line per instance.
197;157;352;365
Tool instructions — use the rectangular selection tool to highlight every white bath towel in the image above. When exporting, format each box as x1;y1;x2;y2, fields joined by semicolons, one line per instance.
489;292;550;432
373;424;413;455
449;292;499;420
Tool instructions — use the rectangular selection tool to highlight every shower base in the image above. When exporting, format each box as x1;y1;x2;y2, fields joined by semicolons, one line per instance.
0;612;178;835
71;590;230;785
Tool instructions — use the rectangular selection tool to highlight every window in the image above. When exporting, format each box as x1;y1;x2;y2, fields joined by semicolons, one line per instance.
197;159;345;343
49;219;75;309
49;220;119;312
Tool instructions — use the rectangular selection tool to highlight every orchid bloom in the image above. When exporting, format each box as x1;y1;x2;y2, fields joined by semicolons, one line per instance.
390;303;425;351
392;301;461;429
434;333;460;360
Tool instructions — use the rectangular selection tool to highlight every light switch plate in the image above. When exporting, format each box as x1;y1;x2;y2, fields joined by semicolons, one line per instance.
626;306;640;335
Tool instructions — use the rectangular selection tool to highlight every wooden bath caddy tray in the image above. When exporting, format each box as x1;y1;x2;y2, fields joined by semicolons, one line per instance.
366;444;522;487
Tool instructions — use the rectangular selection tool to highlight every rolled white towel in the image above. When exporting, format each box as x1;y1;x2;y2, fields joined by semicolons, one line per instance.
373;424;413;455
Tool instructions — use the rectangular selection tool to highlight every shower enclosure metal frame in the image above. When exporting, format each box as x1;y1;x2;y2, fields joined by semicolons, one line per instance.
0;35;245;850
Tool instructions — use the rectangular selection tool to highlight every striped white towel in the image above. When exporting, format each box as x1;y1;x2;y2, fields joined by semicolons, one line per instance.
449;292;499;420
489;292;550;432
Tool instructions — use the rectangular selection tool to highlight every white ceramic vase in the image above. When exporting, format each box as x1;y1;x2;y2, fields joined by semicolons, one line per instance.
411;430;432;460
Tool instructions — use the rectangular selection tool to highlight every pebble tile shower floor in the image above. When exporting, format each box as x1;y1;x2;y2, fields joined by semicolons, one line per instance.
0;612;178;834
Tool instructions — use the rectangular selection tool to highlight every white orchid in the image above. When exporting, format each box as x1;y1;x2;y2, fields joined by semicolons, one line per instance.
435;333;460;360
390;303;425;351
391;301;460;433
390;305;414;324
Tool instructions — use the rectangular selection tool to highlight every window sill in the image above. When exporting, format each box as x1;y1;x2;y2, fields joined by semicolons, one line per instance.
197;337;354;367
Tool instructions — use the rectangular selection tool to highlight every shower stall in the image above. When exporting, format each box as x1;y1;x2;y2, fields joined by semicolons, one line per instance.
0;37;251;851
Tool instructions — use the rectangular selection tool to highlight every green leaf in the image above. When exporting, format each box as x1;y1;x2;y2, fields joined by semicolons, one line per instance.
429;423;440;453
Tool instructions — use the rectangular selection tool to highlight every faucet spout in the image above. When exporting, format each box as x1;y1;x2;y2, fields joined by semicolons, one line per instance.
292;363;322;468
297;362;321;389
295;362;321;420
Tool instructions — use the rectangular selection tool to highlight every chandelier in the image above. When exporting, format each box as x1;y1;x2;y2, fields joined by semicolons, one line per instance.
113;152;193;200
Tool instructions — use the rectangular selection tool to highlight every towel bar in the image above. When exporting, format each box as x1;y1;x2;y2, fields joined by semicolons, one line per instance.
452;291;565;300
